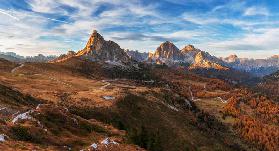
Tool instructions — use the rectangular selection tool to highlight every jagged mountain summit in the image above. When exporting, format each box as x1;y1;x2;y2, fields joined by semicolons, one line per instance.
271;55;279;59
51;30;228;70
148;42;228;70
126;50;149;62
222;54;239;63
48;30;278;74
190;51;229;70
76;30;130;62
149;41;184;62
52;30;130;63
221;54;279;76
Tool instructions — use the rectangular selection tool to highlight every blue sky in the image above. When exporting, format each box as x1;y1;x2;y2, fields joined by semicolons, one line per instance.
0;0;278;58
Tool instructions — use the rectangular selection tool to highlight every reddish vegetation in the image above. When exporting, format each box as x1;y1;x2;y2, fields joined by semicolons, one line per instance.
222;90;279;151
257;82;279;101
1;56;278;151
154;67;279;151
256;71;279;101
235;116;279;151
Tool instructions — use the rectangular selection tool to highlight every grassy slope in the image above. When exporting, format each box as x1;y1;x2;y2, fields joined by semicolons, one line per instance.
1;58;277;150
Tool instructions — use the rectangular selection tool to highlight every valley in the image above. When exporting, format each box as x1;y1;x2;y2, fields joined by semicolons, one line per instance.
0;30;278;151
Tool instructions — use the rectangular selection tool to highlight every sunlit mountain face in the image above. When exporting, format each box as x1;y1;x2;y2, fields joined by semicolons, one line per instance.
0;1;279;151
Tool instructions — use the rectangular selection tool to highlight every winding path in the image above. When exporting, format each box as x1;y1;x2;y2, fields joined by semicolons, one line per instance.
11;63;24;73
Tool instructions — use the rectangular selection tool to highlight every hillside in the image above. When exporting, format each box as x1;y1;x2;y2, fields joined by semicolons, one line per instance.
0;31;278;151
257;70;279;101
0;59;232;150
0;60;144;151
1;54;279;150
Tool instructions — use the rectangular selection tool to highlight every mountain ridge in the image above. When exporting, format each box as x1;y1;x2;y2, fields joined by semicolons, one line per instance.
147;41;229;70
51;30;130;63
221;54;279;76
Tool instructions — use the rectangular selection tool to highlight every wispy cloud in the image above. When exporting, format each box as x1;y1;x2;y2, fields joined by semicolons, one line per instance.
0;9;19;20
46;18;70;23
0;0;278;58
243;6;269;16
197;27;279;58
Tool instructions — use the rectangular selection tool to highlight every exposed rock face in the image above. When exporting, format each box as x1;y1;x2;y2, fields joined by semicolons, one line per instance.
271;55;279;59
126;50;148;62
148;52;153;58
181;45;198;54
222;54;239;63
50;30;131;63
152;41;183;60
180;45;201;64
190;52;229;70
76;30;130;62
148;41;185;65
148;42;228;70
222;54;279;77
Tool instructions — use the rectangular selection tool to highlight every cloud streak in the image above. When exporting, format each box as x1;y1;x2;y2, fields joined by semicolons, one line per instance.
0;0;278;58
0;9;19;20
243;6;269;16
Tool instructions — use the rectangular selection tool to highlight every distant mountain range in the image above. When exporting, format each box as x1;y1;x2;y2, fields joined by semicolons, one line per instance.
0;51;56;63
1;30;278;77
128;43;278;77
221;55;279;77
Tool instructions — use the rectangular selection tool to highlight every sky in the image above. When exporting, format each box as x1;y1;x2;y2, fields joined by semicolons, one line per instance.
0;0;278;59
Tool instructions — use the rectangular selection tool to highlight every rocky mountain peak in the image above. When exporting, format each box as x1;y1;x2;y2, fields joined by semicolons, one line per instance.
181;44;197;53
194;51;204;63
230;54;238;58
148;52;153;58
75;30;130;62
222;54;239;63
126;50;149;62
271;55;279;59
159;41;178;50
190;51;229;70
153;41;182;60
78;30;105;55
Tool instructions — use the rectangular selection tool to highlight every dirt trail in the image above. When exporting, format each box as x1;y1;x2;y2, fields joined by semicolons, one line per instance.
11;63;24;73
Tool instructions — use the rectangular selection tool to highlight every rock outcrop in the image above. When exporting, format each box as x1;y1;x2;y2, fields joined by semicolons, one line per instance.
221;54;279;76
190;52;229;70
76;30;130;62
271;55;279;59
151;41;184;61
222;54;239;63
181;45;199;54
51;30;131;63
148;42;228;70
126;50;148;62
